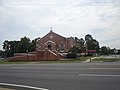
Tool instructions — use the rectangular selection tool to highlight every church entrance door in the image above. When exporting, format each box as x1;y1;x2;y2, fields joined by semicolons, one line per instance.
44;40;56;51
48;45;52;50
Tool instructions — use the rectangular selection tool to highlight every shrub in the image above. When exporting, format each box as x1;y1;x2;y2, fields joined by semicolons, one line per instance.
66;53;77;59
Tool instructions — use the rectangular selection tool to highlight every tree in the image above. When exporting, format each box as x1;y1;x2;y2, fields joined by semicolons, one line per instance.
74;37;85;53
3;40;20;57
18;36;31;53
118;49;120;54
28;39;36;52
100;46;110;55
2;36;37;57
68;45;81;53
3;40;11;57
69;34;100;54
0;50;5;58
85;34;93;41
3;40;10;51
79;38;85;47
85;34;100;52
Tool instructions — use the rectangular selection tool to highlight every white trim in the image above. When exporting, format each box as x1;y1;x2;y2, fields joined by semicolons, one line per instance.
48;50;57;56
0;83;49;90
44;40;55;44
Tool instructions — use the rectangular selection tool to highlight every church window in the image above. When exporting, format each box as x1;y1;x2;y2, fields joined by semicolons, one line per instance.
60;42;64;52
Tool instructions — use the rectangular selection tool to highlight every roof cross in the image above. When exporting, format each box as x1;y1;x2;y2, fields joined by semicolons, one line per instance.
50;27;52;31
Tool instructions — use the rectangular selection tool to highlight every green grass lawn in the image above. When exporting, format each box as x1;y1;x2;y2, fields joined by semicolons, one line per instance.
0;57;92;64
0;60;29;64
1;57;119;64
92;58;120;62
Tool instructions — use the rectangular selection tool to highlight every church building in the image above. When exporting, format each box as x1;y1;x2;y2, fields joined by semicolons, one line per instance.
36;30;75;52
9;30;76;61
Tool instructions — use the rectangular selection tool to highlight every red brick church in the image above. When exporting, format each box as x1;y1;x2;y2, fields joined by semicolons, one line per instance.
9;30;76;61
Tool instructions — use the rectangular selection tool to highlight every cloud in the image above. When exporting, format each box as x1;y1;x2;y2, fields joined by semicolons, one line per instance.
0;0;120;50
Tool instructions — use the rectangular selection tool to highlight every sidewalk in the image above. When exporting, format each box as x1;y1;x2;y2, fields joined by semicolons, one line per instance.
82;57;97;63
82;59;91;63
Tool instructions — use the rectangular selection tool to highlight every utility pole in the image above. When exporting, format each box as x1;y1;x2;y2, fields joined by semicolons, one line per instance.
114;48;118;59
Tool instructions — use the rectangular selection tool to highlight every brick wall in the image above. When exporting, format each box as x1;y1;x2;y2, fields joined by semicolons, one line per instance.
9;54;37;61
36;49;58;61
36;31;69;52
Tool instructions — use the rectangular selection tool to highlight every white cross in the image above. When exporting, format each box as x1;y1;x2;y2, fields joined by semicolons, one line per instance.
50;27;52;31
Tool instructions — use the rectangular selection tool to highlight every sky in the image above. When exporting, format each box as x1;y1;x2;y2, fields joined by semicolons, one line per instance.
0;0;120;50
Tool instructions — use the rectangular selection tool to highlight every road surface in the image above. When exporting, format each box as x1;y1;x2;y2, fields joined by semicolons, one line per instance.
0;62;120;90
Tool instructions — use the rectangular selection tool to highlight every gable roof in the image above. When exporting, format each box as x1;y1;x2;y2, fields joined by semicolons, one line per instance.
48;30;66;39
39;30;66;42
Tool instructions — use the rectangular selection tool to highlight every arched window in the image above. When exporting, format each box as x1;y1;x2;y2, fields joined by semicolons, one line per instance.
60;43;64;52
48;45;52;50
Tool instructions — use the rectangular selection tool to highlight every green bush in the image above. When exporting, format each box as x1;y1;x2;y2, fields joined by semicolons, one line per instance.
66;53;77;59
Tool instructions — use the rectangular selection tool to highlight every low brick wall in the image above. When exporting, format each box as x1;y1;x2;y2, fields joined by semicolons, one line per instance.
9;54;37;61
36;50;58;61
9;50;62;61
9;56;27;61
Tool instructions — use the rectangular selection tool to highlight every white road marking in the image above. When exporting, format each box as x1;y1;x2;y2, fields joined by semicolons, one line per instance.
89;68;120;70
78;74;120;77
0;83;49;90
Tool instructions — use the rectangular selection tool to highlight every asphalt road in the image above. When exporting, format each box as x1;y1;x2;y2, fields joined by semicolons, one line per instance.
0;62;120;90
